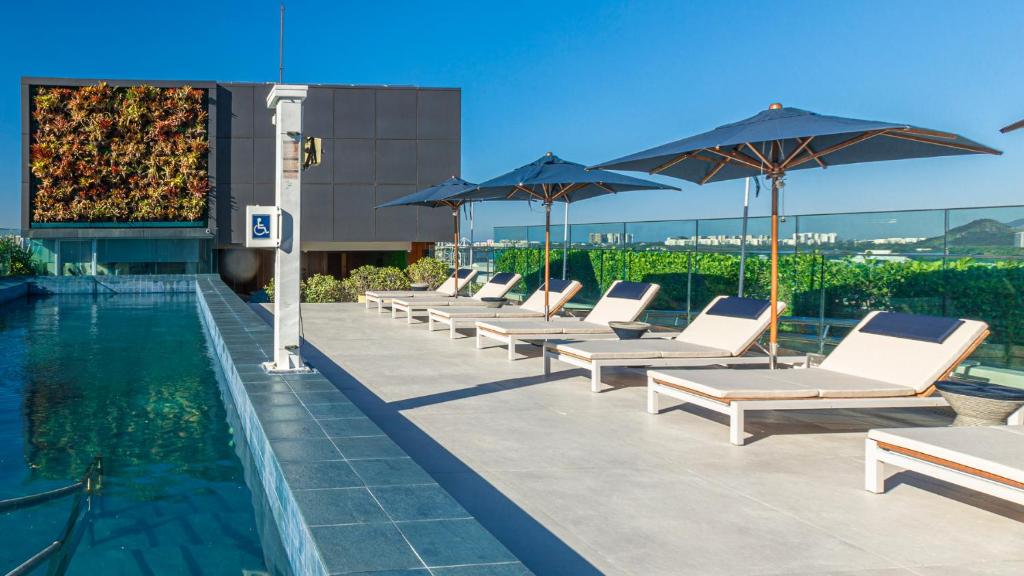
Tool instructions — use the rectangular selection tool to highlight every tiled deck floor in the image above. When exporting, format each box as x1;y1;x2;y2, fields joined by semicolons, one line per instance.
272;302;1024;576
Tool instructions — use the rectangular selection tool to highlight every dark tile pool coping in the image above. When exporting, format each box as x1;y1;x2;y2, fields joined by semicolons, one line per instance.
195;277;530;576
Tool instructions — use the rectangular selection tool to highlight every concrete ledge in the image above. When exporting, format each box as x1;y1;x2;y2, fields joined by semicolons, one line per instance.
195;276;529;575
30;274;198;295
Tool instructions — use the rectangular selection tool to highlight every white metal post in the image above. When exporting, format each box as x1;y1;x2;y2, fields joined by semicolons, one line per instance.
267;84;308;372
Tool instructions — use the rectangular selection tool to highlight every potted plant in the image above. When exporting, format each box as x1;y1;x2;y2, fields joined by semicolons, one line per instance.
406;257;449;291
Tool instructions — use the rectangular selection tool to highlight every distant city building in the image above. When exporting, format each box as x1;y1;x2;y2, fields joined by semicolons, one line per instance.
587;232;632;245
1015;231;1024;248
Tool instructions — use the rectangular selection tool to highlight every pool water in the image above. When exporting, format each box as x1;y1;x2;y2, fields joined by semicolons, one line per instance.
0;293;276;575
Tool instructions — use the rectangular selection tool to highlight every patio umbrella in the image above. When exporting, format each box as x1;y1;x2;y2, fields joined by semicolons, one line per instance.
377;176;477;298
593;103;1001;366
454;152;677;318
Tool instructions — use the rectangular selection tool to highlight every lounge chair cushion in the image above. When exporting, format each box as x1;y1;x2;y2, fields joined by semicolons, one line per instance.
476;318;609;335
606;281;652;300
430;306;544;320
519;279;580;313
675;296;785;357
650;368;819;399
860;311;964;344
365;290;419;299
820;312;988;393
763;368;916;398
489;272;516;285
869;426;1024;485
554;338;730;360
584;281;659;326
705;296;771;320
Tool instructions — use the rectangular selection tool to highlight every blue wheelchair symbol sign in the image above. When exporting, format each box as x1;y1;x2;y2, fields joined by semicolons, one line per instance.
252;214;272;239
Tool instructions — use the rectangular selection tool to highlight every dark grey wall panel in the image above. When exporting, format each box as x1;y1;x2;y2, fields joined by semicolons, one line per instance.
333;184;374;241
375;185;417;240
334;89;375;138
253;138;275;184
375;90;417;139
253;84;275;139
302;88;333;138
334;139;375;183
417;90;460;140
376;140;417;184
417;140;460;188
226;138;254;184
418;206;454;242
301;184;334;242
254;183;274;207
229;184;254;244
220;85;254;138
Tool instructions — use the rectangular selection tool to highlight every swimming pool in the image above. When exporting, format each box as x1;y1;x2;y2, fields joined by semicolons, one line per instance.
0;293;280;575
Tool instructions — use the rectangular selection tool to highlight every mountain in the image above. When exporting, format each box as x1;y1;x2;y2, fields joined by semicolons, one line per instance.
918;218;1017;248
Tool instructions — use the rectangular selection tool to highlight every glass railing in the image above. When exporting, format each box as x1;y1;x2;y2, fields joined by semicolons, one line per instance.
473;204;1024;370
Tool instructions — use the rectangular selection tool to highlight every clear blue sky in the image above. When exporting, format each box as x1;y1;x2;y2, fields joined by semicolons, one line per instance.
2;0;1022;237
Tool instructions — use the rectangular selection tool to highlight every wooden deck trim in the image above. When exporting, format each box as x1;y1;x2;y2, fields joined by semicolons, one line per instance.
877;441;1024;491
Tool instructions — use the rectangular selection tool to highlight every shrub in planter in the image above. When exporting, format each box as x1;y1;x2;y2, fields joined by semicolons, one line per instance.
264;277;275;302
406;257;449;290
374;266;411;291
303;273;345;303
0;237;35;276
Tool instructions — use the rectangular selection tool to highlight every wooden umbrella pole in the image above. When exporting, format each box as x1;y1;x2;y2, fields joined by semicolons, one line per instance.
453;208;460;299
544;202;552;320
769;174;781;369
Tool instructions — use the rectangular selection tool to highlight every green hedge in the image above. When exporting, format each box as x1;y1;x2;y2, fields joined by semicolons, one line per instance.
494;248;1024;347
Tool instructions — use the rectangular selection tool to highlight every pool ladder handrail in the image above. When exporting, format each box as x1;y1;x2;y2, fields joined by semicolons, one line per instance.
2;456;103;576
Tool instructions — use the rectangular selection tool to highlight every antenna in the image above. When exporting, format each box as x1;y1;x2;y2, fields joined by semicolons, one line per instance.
278;3;285;83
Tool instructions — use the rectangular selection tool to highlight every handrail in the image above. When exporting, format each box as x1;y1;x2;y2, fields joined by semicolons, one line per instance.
2;456;103;576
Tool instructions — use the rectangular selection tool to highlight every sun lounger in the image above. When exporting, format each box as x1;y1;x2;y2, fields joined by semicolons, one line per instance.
476;281;661;361
646;311;990;445
364;268;477;314
390;272;523;323
544;295;788;392
426;278;583;339
865;425;1024;506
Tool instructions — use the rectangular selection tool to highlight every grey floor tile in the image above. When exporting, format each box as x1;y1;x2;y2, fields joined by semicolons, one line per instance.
261;417;327;440
369;484;468;522
270;438;343;462
321;417;385;438
281;460;362;489
298;390;353;405
399;519;516;568
350;458;434;487
308;402;364;419
293;487;389;526
333;436;407;460
430;563;531;576
310;523;423;574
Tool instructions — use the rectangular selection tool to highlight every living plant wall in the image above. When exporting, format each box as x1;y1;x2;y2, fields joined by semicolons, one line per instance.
29;83;209;223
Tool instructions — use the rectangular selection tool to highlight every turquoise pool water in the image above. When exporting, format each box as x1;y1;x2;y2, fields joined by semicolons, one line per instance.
0;293;276;575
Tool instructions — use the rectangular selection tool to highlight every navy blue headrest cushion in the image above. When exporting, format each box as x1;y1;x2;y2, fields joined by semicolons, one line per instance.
606;281;651;300
456;268;473;279
489;272;516;285
860;311;964;344
545;278;573;293
706;297;770;320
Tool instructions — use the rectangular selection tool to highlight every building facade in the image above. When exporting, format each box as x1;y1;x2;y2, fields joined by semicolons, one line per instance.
21;77;460;292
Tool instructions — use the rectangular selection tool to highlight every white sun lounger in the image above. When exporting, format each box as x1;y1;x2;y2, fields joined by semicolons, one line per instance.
476;281;661;361
865;425;1024;506
544;295;789;392
364;268;477;314
390;272;523;323
426;279;583;339
647;311;990;445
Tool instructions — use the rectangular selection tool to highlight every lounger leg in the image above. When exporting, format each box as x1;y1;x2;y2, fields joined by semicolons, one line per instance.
591;364;602;393
507;339;516;361
365;298;371;310
392;306;398;319
864;439;887;493
543;346;551;376
476;330;483;349
377;300;384;314
1009;407;1024;426
646;377;659;414
428;315;434;331
450;322;457;339
407;309;414;324
729;403;746;446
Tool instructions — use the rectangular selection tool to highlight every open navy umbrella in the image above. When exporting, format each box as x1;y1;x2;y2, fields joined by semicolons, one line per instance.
377;176;477;298
594;104;1001;365
454;152;677;318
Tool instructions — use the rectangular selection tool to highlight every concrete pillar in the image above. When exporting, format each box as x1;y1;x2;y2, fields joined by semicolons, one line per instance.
267;84;308;371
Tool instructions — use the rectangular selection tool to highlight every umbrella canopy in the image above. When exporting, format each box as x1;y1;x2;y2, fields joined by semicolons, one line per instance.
455;152;677;317
376;176;477;296
594;104;1001;365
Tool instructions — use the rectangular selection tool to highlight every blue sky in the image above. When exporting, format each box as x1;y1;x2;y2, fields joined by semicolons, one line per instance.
2;0;1022;237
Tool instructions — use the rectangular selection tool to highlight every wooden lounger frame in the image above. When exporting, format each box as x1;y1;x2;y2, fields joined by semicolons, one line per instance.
427;282;583;340
647;329;989;446
865;438;1024;506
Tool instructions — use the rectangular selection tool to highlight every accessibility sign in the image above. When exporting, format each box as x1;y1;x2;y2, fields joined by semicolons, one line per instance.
245;205;281;248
